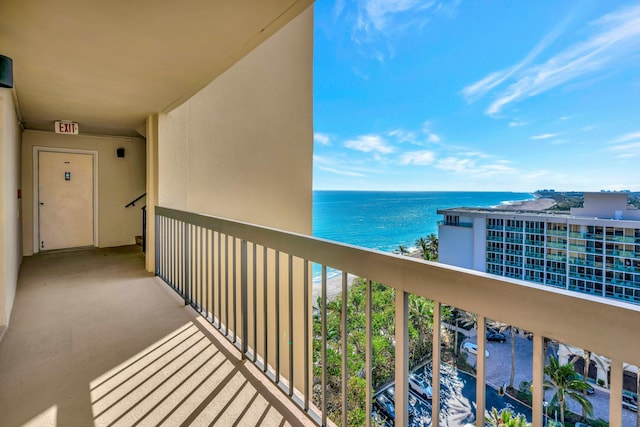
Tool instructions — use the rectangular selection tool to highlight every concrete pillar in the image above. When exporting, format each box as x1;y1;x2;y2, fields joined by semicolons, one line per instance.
145;114;162;273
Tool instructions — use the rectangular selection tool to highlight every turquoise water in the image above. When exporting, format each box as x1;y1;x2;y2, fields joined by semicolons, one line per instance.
313;191;534;252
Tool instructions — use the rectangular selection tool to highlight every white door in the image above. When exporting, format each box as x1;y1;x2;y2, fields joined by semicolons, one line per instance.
38;151;94;251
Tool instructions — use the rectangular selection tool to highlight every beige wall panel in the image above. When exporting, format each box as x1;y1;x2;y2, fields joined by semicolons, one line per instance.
0;89;23;328
160;7;313;235
22;131;145;255
157;7;314;395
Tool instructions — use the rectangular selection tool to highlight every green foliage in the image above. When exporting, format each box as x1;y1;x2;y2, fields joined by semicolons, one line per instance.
312;277;444;426
485;407;532;427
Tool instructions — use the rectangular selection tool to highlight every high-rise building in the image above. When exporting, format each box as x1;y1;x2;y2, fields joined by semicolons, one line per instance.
437;192;640;304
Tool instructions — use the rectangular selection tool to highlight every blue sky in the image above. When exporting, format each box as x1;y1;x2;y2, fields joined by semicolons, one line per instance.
312;1;640;192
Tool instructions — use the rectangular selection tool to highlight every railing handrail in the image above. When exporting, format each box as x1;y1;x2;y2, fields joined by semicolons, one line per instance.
155;205;640;366
125;193;146;208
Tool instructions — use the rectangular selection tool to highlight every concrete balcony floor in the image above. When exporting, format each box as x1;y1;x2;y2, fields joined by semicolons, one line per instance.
0;246;313;427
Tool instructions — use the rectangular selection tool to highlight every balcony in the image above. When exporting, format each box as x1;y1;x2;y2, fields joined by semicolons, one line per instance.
2;207;640;427
0;245;314;427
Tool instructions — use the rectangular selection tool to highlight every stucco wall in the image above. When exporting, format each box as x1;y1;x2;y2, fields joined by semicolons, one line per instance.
156;7;313;394
0;89;23;329
22;131;146;255
159;7;313;235
438;225;474;269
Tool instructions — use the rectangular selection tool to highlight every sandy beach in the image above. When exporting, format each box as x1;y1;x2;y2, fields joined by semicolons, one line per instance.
500;197;556;211
312;273;357;307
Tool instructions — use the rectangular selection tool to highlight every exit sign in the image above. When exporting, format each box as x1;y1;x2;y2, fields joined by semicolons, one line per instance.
55;121;79;135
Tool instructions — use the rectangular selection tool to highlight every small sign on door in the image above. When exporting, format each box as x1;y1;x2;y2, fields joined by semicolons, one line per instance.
65;172;71;181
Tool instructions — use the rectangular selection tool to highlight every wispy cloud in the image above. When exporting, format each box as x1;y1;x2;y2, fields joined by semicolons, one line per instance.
400;150;436;165
318;166;367;177
422;121;442;143
613;131;640;143
531;133;559;140
435;157;515;176
314;133;331;146
387;129;418;144
336;0;459;60
344;134;395;154
463;4;640;116
509;121;528;127
609;130;640;158
462;13;573;103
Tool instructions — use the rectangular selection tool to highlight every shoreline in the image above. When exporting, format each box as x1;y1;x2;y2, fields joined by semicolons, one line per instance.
310;196;556;306
499;197;555;211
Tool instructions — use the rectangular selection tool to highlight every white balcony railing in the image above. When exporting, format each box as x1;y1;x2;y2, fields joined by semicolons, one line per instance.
155;206;640;427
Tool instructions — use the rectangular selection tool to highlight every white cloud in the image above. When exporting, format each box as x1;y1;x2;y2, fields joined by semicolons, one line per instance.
531;133;559;140
363;0;428;31
609;131;640;158
336;1;458;60
314;133;331;146
462;14;572;103
509;121;528;127
436;156;515;176
344;134;395;154
613;131;640;143
463;4;640;116
400;150;436;165
422;121;442;143
388;129;418;144
318;166;367;177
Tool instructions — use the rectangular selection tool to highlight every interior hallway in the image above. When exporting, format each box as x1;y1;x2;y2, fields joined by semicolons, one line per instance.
0;246;312;427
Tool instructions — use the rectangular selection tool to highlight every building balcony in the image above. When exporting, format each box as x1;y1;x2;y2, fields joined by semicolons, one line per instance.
0;245;314;427
546;230;567;237
2;207;640;427
525;228;544;234
437;220;473;228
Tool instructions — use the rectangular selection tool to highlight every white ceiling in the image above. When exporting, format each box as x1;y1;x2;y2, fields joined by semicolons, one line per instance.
0;0;313;136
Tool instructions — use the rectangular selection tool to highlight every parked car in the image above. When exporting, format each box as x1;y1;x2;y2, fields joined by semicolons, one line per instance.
375;394;395;421
462;341;489;357
486;332;506;342
409;373;433;399
623;394;638;412
382;387;416;418
574;374;595;394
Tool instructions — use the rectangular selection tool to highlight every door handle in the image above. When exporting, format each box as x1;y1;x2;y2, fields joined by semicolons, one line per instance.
40;202;44;205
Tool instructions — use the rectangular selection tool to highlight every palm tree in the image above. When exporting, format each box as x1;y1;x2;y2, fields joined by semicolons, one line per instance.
416;234;438;261
582;349;592;421
486;321;518;390
485;407;531;427
396;244;408;255
544;356;593;426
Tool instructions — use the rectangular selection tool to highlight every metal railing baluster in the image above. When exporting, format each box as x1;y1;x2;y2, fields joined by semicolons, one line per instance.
225;234;229;336
304;259;309;411
263;246;268;373
218;232;222;330
288;254;294;397
341;271;347;427
253;243;257;363
321;265;327;427
241;240;248;358
366;279;372;427
275;250;280;384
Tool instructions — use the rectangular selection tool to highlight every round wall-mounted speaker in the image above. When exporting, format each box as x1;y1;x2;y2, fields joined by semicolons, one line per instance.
0;55;14;89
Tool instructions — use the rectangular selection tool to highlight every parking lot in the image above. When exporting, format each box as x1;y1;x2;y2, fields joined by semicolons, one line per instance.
463;331;638;426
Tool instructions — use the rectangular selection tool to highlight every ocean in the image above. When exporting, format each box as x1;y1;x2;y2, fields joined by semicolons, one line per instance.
312;191;534;253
